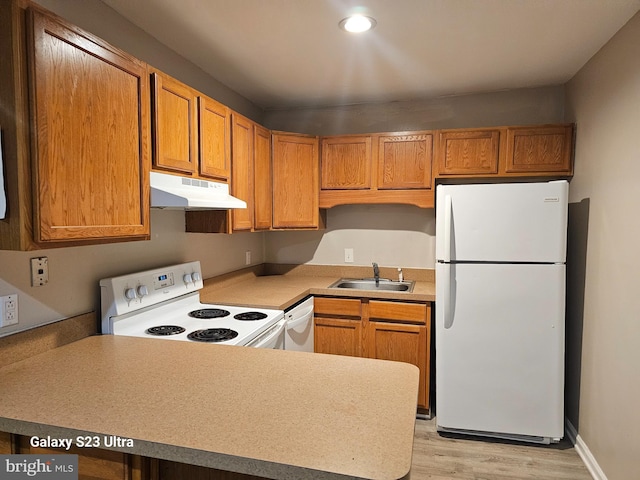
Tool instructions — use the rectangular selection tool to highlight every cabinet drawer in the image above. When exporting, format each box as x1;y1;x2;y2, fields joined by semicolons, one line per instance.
369;301;428;324
314;297;361;318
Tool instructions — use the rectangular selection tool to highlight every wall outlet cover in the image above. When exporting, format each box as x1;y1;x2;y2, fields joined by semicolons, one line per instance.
31;256;49;286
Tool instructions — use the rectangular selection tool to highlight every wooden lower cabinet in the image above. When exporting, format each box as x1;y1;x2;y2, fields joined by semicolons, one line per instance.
15;436;147;480
314;317;363;357
314;296;431;411
0;431;14;454
367;321;429;408
3;434;267;480
151;459;266;479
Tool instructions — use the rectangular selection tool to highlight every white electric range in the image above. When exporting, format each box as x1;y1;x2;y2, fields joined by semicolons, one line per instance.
100;261;285;348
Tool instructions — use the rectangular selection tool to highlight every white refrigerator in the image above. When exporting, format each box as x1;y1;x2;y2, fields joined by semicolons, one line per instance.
435;181;568;444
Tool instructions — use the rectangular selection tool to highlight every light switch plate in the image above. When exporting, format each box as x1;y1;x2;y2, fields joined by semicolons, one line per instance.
344;248;354;263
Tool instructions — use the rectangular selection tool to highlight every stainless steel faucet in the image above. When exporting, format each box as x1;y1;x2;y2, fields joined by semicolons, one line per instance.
372;262;380;286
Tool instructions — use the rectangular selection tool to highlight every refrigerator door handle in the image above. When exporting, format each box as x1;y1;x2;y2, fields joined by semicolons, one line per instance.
443;194;452;262
443;263;454;329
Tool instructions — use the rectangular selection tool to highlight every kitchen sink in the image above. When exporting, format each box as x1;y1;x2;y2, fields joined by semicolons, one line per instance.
329;278;415;292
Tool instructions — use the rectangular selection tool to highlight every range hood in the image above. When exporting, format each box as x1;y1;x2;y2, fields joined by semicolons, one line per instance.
150;172;246;210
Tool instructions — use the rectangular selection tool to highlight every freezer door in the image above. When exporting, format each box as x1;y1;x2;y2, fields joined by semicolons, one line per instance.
435;263;565;440
436;181;568;263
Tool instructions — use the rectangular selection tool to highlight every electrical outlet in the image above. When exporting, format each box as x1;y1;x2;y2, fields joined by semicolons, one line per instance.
344;248;354;263
31;256;49;286
0;294;19;327
245;251;252;265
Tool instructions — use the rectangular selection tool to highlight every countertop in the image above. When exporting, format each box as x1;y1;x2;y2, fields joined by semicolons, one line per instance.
0;335;419;480
199;264;436;310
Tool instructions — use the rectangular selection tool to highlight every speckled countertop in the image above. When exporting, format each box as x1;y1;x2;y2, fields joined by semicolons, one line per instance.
0;336;419;480
200;264;436;310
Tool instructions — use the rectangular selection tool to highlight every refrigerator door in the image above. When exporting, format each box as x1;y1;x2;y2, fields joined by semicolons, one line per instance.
435;262;565;441
436;181;568;263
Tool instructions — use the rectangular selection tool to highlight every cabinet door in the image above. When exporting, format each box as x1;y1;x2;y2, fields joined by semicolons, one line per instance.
321;135;371;190
29;8;150;243
377;133;433;189
505;125;573;174
314;317;362;357
272;133;319;229
0;432;13;454
314;297;362;356
231;113;254;231
151;72;197;175
253;124;272;230
437;129;500;175
367;322;429;408
199;95;230;180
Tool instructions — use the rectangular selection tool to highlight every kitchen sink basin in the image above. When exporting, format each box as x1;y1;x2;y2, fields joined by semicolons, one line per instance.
329;278;415;292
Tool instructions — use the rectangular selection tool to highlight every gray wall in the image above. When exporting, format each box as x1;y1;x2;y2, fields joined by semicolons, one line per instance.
564;11;640;480
263;86;565;135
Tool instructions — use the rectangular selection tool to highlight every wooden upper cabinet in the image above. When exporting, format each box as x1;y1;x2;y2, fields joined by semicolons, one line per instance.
505;125;573;174
437;129;500;175
377;133;433;189
231;113;254;231
198;95;230;180
321;135;372;190
151;71;197;175
253;124;272;230
272;132;320;229
436;124;574;178
28;7;150;243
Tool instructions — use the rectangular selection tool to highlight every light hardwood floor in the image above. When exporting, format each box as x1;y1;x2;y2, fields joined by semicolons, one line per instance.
411;418;592;479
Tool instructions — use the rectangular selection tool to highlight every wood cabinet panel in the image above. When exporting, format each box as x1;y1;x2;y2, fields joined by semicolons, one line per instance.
505;125;573;174
253;124;272;230
437;129;500;175
28;7;150;243
17;436;138;480
314;317;363;357
366;322;429;407
272;133;320;229
321;135;372;189
199;95;230;180
151;72;197;175
0;431;14;453
155;459;266;479
314;297;362;317
231;113;254;231
314;296;431;410
369;300;427;324
377;133;433;189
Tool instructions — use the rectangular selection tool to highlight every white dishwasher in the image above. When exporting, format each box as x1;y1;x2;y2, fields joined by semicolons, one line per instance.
283;296;314;352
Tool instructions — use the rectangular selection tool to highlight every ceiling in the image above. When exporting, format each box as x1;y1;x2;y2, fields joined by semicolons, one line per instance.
100;0;640;110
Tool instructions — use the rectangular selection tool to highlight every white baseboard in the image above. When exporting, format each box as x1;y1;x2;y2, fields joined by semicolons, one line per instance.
565;418;608;480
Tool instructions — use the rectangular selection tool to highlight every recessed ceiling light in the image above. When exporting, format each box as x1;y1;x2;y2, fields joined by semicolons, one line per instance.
339;15;377;33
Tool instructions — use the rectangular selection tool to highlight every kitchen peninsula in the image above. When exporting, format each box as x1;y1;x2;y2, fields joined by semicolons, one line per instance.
0;335;419;480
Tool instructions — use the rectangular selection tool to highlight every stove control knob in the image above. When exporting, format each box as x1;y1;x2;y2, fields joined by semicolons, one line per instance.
183;273;193;285
124;288;137;300
137;285;149;297
192;272;202;282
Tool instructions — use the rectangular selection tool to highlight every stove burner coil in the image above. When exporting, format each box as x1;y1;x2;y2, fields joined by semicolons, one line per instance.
188;308;231;319
145;325;186;336
187;328;239;342
233;311;268;321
